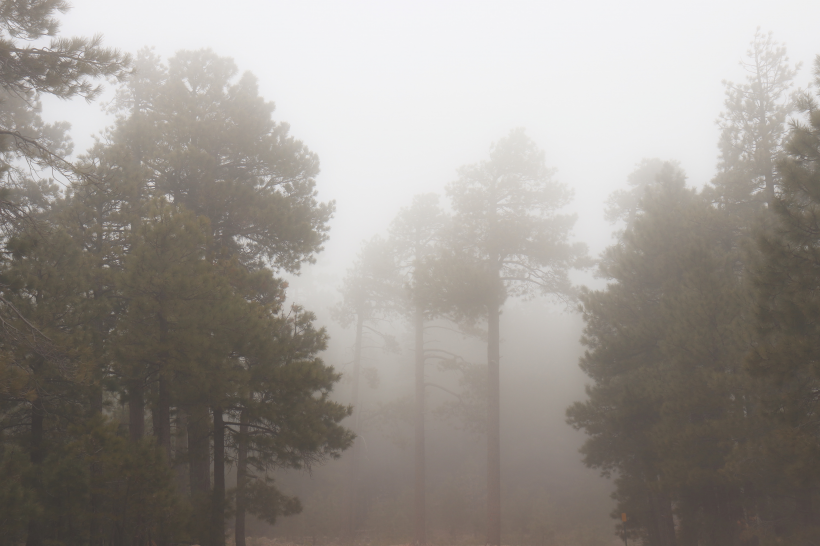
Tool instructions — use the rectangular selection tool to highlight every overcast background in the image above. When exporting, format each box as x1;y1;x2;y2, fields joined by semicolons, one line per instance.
32;1;820;536
45;0;820;274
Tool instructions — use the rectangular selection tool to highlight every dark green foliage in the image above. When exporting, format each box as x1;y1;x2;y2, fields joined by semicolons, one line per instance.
0;0;129;195
106;48;332;272
244;478;303;526
568;164;755;546
0;22;349;545
745;55;820;538
0;0;130;100
568;33;820;546
0;447;38;546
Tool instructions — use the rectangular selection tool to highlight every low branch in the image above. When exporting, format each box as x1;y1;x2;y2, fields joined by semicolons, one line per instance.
425;382;464;404
1;130;100;184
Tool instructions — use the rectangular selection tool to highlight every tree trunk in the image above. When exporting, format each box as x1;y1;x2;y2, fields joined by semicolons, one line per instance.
764;169;775;208
26;393;45;546
797;483;814;528
211;407;226;546
649;489;676;546
188;404;211;546
157;374;171;460
188;404;211;494
157;313;172;461
129;379;145;442
414;303;426;546
235;409;249;546
486;294;501;546
346;312;365;539
89;383;104;546
175;409;189;495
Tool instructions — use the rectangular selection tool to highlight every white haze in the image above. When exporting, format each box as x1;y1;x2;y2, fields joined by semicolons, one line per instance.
48;0;820;266
36;0;820;536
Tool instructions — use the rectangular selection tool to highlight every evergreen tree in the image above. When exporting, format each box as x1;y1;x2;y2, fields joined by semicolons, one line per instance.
332;236;399;537
712;29;799;211
88;48;342;545
568;163;758;546
233;301;353;546
748;55;820;537
0;7;129;536
444;129;588;545
386;193;447;545
0;0;129;189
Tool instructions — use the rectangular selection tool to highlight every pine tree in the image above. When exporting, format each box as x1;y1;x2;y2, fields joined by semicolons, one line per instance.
568;163;756;546
0;0;129;191
444;129;588;545
233;300;353;546
332;236;400;537
386;193;447;545
712;29;799;211
748;55;820;537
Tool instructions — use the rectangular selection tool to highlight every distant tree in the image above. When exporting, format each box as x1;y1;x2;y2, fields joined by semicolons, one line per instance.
604;158;684;226
332;236;400;536
107;48;331;271
386;193;447;545
712;29;799;210
444;129;588;546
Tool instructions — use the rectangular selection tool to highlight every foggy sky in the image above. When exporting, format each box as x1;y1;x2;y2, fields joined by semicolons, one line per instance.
33;4;820;535
45;0;820;278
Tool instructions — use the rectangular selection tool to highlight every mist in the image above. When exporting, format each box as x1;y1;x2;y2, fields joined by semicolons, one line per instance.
4;1;820;546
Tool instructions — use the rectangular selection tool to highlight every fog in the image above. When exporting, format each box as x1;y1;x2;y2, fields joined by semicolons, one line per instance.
19;0;820;544
52;1;820;261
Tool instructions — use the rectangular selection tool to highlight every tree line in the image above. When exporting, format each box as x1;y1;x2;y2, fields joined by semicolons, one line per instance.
332;30;820;546
567;32;820;546
5;3;820;546
1;3;350;546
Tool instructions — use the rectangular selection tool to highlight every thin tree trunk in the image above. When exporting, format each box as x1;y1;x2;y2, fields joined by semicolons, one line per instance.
188;403;211;546
157;374;171;460
211;407;226;546
188;404;211;494
762;131;776;207
414;303;426;545
26;393;45;546
89;383;104;546
649;489;676;546
764;170;775;208
797;483;814;528
89;207;108;546
157;313;172;461
129;379;145;442
486;295;501;546
346;312;365;539
235;409;249;546
175;409;189;495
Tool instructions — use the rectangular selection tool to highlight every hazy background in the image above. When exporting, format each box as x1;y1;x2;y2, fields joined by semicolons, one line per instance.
49;0;820;263
36;1;820;541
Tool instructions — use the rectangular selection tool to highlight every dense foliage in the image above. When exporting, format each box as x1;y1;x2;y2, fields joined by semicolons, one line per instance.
0;4;351;546
568;35;820;546
7;4;820;546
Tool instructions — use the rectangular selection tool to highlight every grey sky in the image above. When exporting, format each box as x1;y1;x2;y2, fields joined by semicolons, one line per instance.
48;0;820;273
37;3;820;531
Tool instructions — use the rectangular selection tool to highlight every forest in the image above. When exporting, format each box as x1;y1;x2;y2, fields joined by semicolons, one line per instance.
3;1;820;546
